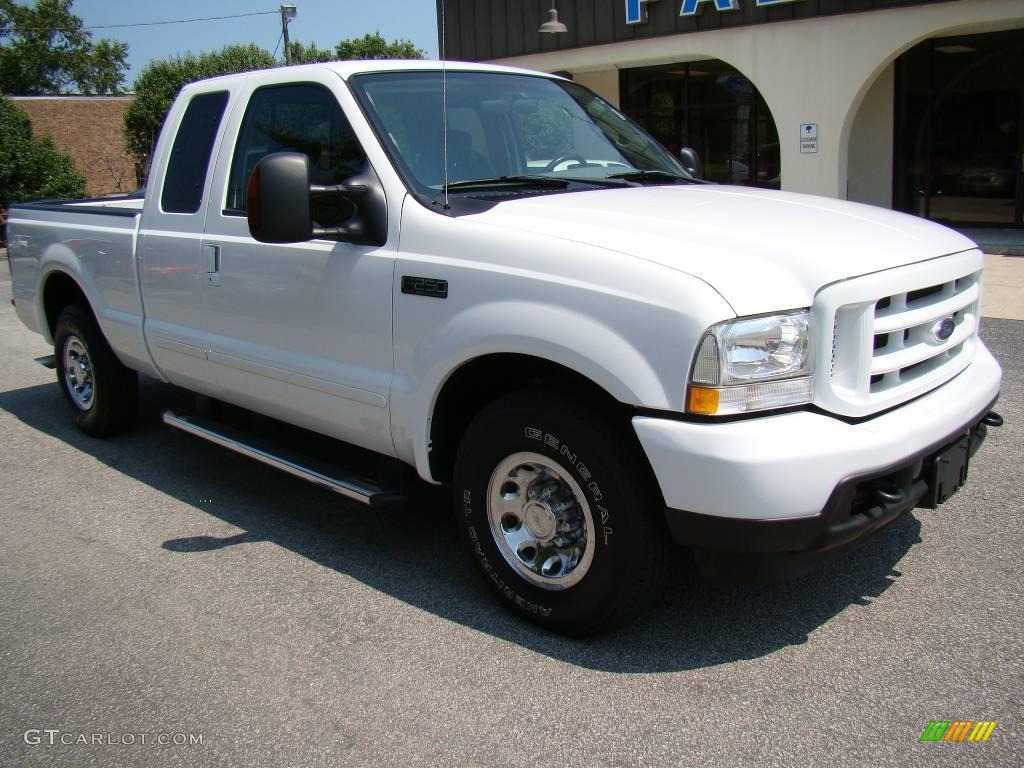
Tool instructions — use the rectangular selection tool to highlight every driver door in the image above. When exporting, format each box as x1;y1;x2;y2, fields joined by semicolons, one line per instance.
200;76;396;457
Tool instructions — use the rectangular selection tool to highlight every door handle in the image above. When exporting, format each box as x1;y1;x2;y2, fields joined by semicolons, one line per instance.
204;244;222;287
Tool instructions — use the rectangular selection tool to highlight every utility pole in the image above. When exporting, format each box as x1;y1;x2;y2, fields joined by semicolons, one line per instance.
280;4;297;65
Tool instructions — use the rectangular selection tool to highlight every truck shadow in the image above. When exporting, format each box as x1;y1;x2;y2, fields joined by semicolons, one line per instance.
0;377;920;674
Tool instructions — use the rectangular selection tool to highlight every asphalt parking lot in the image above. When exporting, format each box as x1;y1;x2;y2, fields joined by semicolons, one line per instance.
0;264;1021;767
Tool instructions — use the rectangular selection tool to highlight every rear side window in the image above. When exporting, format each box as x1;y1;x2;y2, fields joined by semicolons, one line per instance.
225;83;367;224
160;91;230;214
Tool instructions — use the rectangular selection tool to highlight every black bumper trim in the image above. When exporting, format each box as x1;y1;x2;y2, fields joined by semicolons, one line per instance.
666;399;1000;582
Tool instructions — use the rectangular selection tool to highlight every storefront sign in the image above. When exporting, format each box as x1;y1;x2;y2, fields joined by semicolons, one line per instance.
627;0;805;24
800;123;818;154
625;0;657;24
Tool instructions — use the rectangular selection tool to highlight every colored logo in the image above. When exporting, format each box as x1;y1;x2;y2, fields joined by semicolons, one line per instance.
920;721;997;742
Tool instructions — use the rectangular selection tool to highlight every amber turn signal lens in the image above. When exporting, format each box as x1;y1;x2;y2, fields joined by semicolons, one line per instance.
688;386;720;415
246;165;262;231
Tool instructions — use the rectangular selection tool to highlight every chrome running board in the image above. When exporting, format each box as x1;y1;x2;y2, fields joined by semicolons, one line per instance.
161;410;405;509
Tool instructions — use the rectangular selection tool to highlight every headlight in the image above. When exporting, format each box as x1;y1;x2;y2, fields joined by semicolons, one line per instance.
688;311;813;416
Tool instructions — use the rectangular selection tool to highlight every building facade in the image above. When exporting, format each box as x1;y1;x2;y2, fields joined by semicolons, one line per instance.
438;0;1024;229
11;96;137;198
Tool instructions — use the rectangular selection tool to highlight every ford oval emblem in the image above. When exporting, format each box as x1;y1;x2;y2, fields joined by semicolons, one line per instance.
932;316;956;343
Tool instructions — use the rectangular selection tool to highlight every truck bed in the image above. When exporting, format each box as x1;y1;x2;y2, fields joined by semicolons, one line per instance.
7;195;147;369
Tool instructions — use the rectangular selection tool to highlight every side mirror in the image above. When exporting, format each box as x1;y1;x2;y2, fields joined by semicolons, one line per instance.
679;147;703;180
247;152;314;244
247;152;387;246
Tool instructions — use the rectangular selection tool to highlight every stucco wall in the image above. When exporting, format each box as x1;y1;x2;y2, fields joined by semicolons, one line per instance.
847;63;894;209
572;69;620;107
12;97;137;198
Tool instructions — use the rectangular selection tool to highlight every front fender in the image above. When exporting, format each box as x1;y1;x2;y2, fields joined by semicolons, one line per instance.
391;195;737;482
429;300;668;403
392;296;723;483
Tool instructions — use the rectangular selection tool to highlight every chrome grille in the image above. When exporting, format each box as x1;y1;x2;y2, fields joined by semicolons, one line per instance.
813;250;984;418
867;272;979;395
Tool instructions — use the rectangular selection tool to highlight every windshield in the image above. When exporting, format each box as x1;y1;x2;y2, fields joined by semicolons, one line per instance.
349;71;690;196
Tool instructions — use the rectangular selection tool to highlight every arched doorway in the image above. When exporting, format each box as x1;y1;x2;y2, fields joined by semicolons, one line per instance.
894;29;1024;227
620;60;780;189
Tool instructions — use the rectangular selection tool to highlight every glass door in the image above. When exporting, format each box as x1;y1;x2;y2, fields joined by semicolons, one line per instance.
620;60;781;189
925;87;1021;226
895;30;1024;227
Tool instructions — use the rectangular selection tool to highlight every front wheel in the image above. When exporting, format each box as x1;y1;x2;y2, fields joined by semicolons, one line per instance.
453;391;665;636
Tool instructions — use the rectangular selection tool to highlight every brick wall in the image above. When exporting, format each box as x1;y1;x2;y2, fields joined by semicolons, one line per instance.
11;97;138;198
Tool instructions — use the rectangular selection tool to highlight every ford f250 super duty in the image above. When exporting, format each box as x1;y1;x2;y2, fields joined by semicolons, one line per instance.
6;61;1003;635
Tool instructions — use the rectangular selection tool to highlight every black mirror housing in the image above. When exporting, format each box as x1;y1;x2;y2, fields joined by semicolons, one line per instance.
679;147;704;180
247;152;388;247
247;152;315;244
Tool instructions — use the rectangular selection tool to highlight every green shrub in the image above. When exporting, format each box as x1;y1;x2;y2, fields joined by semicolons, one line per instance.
0;96;85;210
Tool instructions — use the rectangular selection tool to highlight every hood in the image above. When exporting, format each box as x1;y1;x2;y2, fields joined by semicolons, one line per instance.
460;184;977;316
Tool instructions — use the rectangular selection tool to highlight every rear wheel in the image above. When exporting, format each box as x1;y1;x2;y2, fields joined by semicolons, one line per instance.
453;390;665;636
54;304;138;436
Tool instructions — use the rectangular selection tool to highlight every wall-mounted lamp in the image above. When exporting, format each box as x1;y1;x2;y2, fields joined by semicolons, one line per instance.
539;2;568;34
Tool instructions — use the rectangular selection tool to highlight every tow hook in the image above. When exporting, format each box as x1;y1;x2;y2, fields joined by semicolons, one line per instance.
982;411;1004;428
873;486;904;506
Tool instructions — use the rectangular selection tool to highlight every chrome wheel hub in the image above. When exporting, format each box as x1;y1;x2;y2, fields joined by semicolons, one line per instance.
524;501;557;540
63;336;95;410
486;451;595;590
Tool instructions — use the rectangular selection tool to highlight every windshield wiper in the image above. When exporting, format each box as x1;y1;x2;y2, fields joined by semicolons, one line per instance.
443;175;570;192
558;176;631;187
605;170;693;185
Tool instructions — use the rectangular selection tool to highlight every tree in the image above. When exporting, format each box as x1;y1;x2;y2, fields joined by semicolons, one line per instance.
0;96;85;213
0;0;128;95
123;44;276;172
289;32;426;64
334;32;425;60
288;40;335;65
124;33;425;178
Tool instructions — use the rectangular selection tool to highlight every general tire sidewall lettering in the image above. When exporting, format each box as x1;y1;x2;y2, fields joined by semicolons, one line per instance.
455;409;631;625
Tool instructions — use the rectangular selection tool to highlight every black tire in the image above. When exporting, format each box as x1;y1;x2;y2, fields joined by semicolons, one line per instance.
453;389;666;636
53;304;138;436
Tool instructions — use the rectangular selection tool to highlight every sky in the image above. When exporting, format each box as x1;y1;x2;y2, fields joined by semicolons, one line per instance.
70;0;440;87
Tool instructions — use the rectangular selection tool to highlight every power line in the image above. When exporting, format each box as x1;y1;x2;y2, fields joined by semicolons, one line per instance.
8;10;279;34
85;10;279;30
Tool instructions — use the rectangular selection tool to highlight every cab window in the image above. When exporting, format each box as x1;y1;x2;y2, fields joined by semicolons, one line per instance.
161;91;229;214
226;84;367;227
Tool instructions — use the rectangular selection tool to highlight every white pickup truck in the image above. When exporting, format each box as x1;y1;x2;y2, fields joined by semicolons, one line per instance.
7;61;1003;635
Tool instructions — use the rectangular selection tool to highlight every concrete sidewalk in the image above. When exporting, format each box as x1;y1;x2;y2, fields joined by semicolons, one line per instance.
2;246;1021;318
982;254;1024;320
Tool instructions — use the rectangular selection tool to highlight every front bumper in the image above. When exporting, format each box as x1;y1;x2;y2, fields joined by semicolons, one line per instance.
632;342;1003;580
672;409;997;581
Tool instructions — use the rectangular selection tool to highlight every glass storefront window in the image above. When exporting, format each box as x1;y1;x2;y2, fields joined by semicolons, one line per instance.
620;60;781;189
895;29;1024;227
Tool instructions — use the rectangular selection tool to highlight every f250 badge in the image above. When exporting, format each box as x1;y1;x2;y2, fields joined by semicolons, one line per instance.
401;276;448;299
